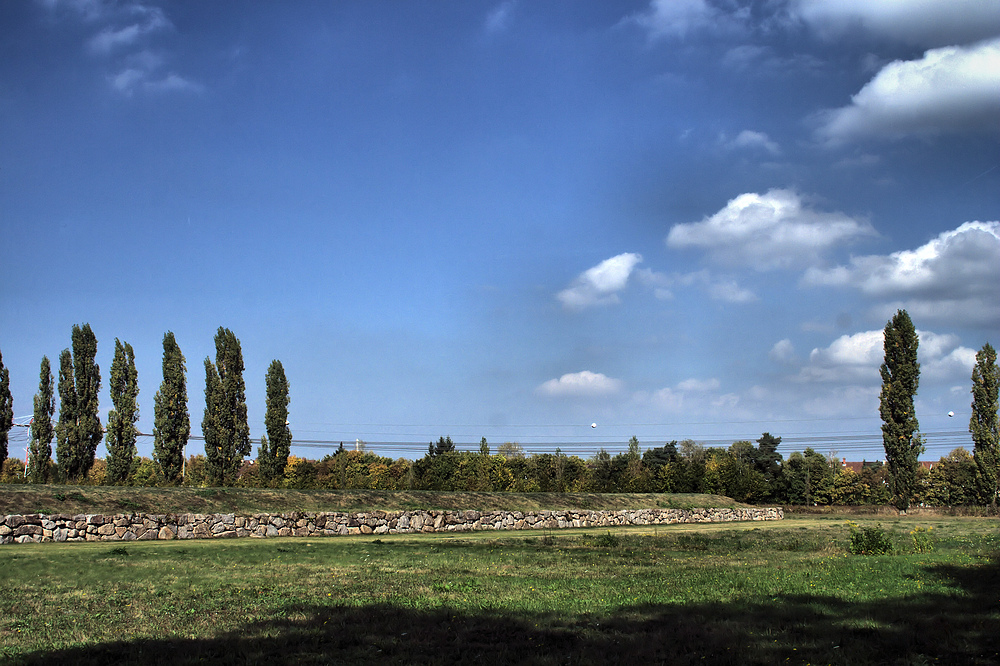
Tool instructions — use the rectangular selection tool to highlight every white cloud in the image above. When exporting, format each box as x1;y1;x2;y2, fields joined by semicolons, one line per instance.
803;221;1000;328
677;377;720;392
917;331;976;381
796;327;978;385
557;253;643;310
110;68;145;93
666;189;875;270
635;377;723;413
629;0;747;40
769;339;796;364
800;329;884;383
792;0;1000;47
537;371;623;397
635;268;674;300
815;39;1000;143
144;73;202;94
727;130;781;155
109;70;201;96
485;1;516;34
87;5;170;53
647;269;756;303
43;0;194;96
647;387;683;411
707;279;757;303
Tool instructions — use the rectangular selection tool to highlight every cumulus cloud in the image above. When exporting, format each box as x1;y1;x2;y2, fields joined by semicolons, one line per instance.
803;221;1000;328
666;189;875;270
923;345;977;381
557;253;643;310
769;339;796;364
629;0;746;40
791;0;1000;48
797;328;978;384
797;330;882;383
814;39;1000;143
726;130;781;155
537;371;623;397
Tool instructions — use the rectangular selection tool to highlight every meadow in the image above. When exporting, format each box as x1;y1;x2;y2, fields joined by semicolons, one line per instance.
0;509;997;665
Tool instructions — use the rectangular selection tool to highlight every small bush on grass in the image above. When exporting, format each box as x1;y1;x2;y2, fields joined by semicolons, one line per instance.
910;526;934;553
848;521;894;555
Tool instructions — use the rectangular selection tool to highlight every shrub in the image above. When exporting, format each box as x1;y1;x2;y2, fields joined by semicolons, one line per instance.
910;526;934;553
848;521;894;555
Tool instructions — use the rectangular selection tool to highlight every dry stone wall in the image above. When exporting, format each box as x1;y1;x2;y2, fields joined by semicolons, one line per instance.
1;506;782;544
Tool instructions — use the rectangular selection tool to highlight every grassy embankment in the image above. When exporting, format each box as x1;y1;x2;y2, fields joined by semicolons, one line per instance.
0;487;997;665
0;484;740;515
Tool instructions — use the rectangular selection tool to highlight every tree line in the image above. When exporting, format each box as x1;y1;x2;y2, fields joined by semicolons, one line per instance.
0;310;997;509
0;326;291;488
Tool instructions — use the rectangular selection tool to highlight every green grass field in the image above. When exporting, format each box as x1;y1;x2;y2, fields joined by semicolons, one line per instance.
1;512;997;665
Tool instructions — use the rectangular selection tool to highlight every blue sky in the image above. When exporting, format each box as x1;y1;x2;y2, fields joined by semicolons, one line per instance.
2;0;998;463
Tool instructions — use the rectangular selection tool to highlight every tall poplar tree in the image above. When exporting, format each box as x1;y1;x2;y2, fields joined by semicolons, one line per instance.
879;310;923;512
153;332;190;484
55;348;77;480
28;357;55;483
55;324;102;482
202;327;250;486
0;348;12;470
106;339;139;485
261;359;291;482
970;342;999;507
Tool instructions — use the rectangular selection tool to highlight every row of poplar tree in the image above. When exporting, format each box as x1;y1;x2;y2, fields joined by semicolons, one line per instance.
0;310;996;510
0;326;292;487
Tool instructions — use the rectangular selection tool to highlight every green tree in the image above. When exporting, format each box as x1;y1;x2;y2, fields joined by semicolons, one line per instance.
54;349;77;480
261;359;291;482
781;448;834;505
0;348;12;470
105;339;139;485
153;332;190;484
28;357;55;483
202;327;250;486
55;324;102;482
879;310;923;512
969;342;999;507
428;436;456;457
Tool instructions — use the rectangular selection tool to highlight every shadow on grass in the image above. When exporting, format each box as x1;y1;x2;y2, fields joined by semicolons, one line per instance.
10;556;999;666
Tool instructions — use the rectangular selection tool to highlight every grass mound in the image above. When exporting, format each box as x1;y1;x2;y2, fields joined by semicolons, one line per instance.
0;484;740;516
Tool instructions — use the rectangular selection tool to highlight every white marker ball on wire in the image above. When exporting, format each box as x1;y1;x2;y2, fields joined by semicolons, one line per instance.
591;423;597;428
948;411;955;417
